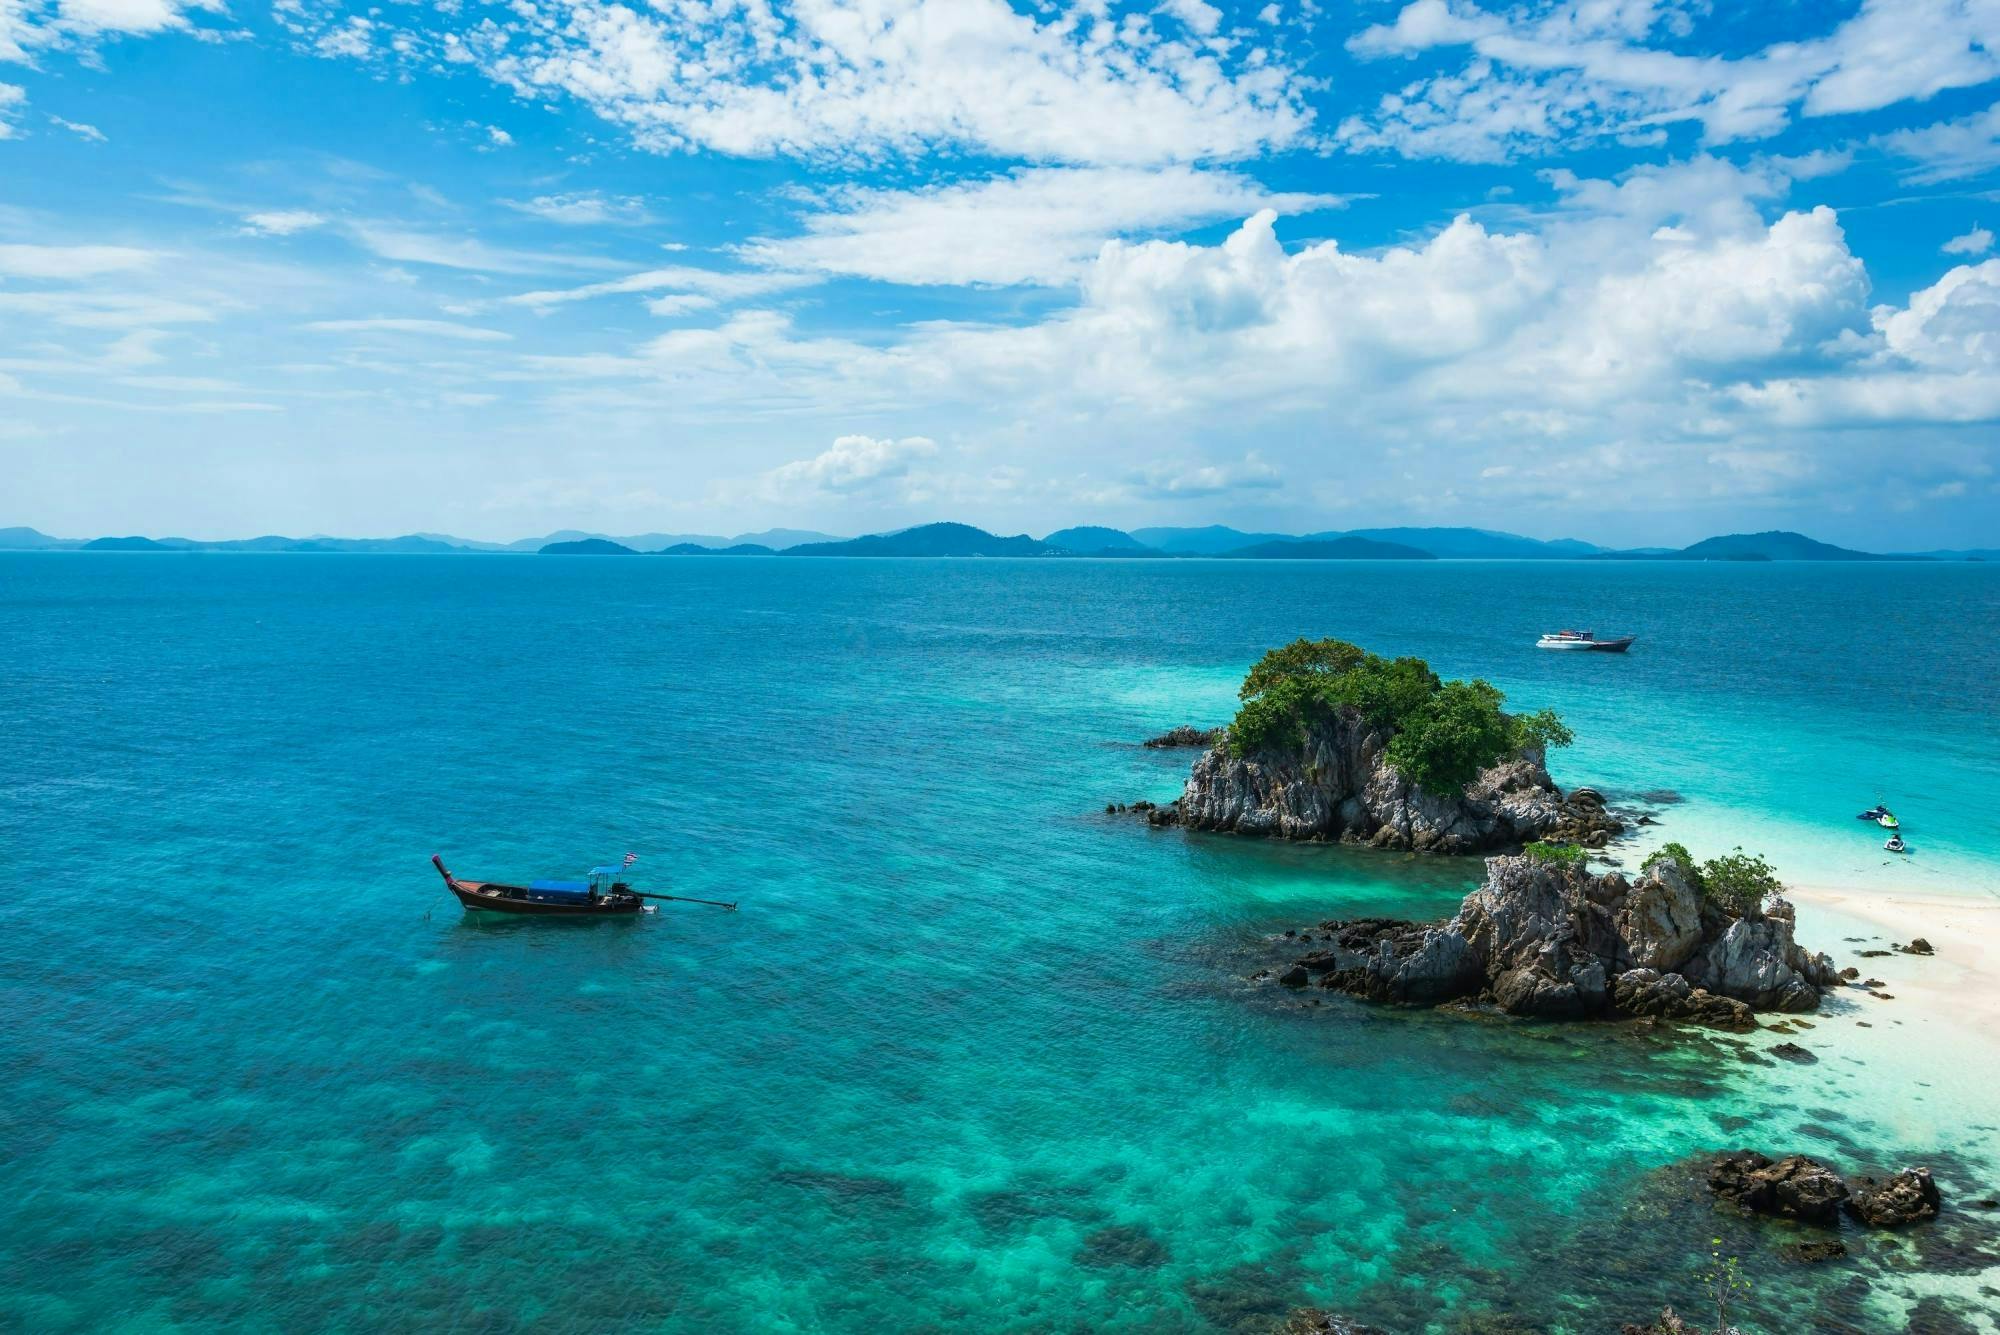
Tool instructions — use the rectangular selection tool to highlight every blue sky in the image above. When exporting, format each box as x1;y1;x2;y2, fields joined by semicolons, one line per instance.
5;0;2000;546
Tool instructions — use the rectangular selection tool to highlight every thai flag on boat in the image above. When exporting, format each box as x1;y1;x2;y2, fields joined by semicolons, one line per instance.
623;852;639;867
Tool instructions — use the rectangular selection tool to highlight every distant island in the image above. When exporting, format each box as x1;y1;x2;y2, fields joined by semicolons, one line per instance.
5;521;1995;563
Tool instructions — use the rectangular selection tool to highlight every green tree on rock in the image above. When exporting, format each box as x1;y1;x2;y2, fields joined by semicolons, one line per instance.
1228;636;1572;798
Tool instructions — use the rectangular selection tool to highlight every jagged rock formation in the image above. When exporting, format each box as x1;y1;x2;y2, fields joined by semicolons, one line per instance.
1263;854;1840;1026
1146;707;1619;854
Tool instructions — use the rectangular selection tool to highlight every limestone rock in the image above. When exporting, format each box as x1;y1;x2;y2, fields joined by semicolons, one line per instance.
1165;707;1612;854
1681;897;1840;1012
1260;854;1835;1025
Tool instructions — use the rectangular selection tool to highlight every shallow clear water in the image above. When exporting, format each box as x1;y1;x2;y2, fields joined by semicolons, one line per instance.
3;554;1998;1333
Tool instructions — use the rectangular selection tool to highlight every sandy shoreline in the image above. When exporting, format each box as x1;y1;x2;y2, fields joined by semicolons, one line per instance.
1788;883;2000;1041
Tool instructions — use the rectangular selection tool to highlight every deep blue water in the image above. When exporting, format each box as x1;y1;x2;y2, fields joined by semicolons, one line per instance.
3;554;1998;1333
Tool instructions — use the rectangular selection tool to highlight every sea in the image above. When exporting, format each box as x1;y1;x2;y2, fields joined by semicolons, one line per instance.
3;553;1998;1334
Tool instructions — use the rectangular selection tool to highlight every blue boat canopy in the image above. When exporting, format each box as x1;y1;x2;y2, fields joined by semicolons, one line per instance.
530;879;590;894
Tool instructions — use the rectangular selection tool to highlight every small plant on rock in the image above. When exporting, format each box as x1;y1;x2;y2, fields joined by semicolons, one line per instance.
1523;840;1587;868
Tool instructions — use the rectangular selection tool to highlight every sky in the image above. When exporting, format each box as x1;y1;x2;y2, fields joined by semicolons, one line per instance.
5;0;2000;547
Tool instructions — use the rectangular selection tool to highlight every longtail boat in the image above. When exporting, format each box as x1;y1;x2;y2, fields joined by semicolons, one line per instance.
432;854;738;916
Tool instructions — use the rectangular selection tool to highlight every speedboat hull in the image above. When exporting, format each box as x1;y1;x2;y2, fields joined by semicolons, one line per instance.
1537;635;1635;652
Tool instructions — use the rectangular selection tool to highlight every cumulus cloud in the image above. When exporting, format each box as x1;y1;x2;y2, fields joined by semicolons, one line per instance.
758;434;940;499
288;0;1314;167
741;166;1349;288
0;82;22;139
1944;227;1994;257
512;157;1991;518
1341;0;2000;162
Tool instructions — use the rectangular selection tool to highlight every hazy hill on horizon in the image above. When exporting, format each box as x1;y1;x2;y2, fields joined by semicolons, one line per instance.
7;522;1992;562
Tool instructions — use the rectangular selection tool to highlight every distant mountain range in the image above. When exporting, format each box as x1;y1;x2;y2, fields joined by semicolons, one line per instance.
5;522;1993;563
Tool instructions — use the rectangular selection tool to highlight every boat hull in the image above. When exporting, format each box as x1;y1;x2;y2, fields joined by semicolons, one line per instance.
447;879;645;916
1537;635;1635;652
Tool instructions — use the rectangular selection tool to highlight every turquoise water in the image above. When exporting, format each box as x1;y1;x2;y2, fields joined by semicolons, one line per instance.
3;554;1998;1333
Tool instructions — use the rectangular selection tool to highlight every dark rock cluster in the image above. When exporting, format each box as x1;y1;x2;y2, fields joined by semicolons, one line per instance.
1140;724;1225;749
1709;1151;1943;1229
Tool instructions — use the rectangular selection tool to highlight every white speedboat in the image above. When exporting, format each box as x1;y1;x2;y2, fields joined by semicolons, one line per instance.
1536;629;1636;652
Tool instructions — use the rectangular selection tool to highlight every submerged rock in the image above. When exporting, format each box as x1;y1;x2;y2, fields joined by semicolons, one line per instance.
1263;854;1837;1027
1280;1312;1388;1335
1782;1238;1848;1263
1154;707;1618;854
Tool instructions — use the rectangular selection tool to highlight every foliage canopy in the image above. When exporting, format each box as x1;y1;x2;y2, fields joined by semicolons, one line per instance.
1642;841;1783;918
1227;637;1572;795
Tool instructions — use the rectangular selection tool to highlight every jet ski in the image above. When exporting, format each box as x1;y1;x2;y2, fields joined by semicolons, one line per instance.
1857;805;1888;821
1877;812;1901;830
1885;834;1909;854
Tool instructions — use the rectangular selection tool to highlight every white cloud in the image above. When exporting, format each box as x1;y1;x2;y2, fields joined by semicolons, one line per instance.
758;434;940;499
513;158;1969;517
504;264;811;311
1;0;223;56
0;82;23;139
48;113;104;141
347;223;620;274
0;242;158;278
1880;101;2000;183
295;0;1315;167
1130;451;1282;498
56;0;223;36
1342;0;2000;162
481;124;512;149
314;15;371;58
1158;0;1222;37
502;192;648;225
741;166;1349;287
241;209;328;236
304;318;513;342
1944;226;1995;257
1874;260;2000;371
